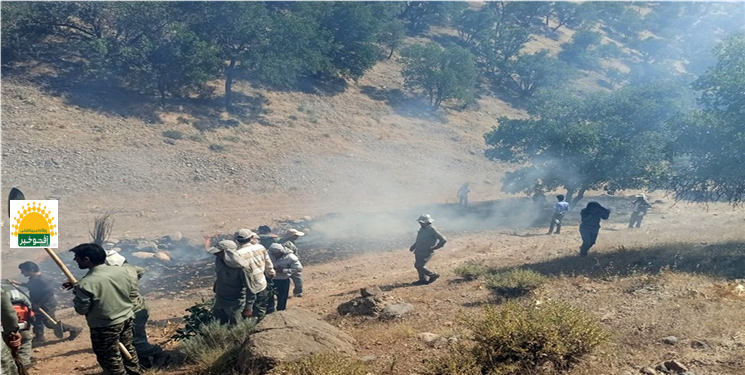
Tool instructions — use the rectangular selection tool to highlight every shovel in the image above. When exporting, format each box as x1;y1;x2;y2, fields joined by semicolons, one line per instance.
6;283;64;339
7;188;133;360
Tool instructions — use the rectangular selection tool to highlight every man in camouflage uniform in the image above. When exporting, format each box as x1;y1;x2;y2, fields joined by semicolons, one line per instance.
2;289;23;375
279;229;304;297
66;243;141;375
206;239;252;325
1;285;33;368
105;251;164;368
409;214;447;285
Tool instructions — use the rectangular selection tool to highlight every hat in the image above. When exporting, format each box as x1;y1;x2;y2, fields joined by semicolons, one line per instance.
206;239;238;254
105;250;126;267
234;228;256;241
282;228;305;239
635;194;646;199
257;225;272;234
417;214;434;224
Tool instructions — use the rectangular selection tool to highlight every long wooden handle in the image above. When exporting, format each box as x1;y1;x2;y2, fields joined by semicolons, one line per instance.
43;248;132;360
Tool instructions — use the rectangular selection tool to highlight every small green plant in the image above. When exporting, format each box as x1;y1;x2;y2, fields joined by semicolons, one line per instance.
178;319;256;374
272;352;369;375
485;269;547;298
425;301;608;375
209;143;226;152
172;299;214;341
222;135;241;143
454;261;488;281
163;130;183;140
187;133;206;143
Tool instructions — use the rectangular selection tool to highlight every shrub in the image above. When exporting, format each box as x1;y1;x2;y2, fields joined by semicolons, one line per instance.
485;269;546;298
425;301;609;375
272;352;369;375
178;319;256;374
454;261;488;281
172;299;214;341
209;143;226;152
163;130;183;140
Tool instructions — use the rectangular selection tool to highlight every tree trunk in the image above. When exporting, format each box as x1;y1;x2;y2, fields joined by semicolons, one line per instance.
388;46;394;59
158;81;166;107
571;187;587;209
565;187;576;210
225;58;237;111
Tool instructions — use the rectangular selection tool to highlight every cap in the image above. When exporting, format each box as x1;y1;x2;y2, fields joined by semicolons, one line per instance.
105;250;126;267
282;228;305;239
206;239;238;254
234;228;256;241
417;214;434;224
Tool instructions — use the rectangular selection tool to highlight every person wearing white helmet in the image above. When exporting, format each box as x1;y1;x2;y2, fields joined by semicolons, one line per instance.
629;194;652;228
234;229;275;322
409;214;447;285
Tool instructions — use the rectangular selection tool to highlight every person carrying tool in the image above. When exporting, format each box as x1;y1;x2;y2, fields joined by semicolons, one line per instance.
2;289;25;375
8;261;81;343
0;284;33;368
63;243;142;375
104;251;164;368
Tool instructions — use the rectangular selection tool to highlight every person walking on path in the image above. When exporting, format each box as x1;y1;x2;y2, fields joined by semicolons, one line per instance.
547;194;570;234
579;202;611;257
457;182;471;208
409;214;447;285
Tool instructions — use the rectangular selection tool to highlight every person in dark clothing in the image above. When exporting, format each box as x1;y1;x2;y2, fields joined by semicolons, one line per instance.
579;202;611;257
9;262;81;343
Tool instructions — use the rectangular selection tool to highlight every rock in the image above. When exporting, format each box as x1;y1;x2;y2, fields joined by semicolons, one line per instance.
236;307;356;371
690;340;710;350
131;252;155;259
136;241;158;252
380;303;414;320
154;252;171;262
167;231;183;242
360;355;376;363
360;286;383;298
663;360;688;373
655;363;669;373
640;367;658;375
417;332;440;344
337;296;385;317
660;336;678;345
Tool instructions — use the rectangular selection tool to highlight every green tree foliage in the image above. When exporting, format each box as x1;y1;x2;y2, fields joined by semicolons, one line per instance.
507;50;576;98
473;23;531;83
456;8;496;46
399;43;477;110
672;33;745;204
0;2;54;62
484;82;690;204
378;19;407;59
546;1;590;32
401;1;467;34
558;29;603;70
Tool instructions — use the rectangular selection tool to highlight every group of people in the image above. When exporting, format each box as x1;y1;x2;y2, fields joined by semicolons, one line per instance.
206;226;304;325
545;193;652;257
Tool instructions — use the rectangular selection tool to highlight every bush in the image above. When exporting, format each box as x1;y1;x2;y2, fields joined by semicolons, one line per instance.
454;261;488;281
209;143;226;152
178;319;256;374
163;130;184;140
485;269;546;298
173;299;214;341
425;301;609;375
272;352;369;375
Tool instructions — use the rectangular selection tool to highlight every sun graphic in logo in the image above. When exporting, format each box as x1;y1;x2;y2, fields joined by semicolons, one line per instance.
11;202;57;247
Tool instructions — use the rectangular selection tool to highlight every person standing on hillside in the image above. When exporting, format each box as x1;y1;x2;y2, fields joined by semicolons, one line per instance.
206;239;252;325
409;214;447;285
279;229;305;298
235;229;275;322
628;194;652;228
1;289;23;375
0;284;33;369
64;243;141;375
579;202;611;257
9;261;82;343
547;195;570;235
257;225;278;250
104;251;164;369
266;244;303;312
457;182;471;208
